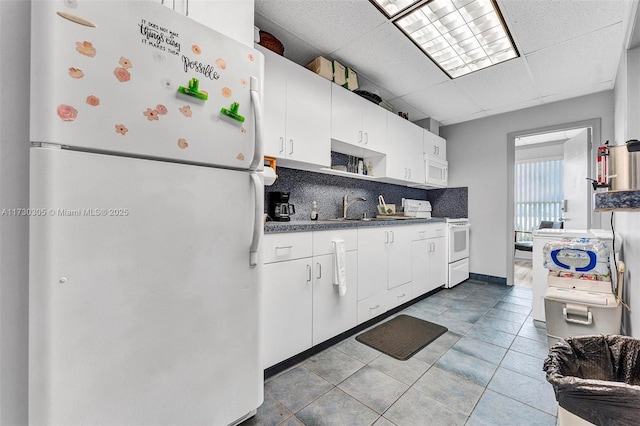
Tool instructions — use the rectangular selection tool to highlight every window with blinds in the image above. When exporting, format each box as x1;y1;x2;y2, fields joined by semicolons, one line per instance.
514;159;564;240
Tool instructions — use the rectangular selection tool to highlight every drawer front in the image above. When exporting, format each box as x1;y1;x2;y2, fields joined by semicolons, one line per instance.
263;232;313;264
357;292;389;325
313;229;358;256
388;282;412;310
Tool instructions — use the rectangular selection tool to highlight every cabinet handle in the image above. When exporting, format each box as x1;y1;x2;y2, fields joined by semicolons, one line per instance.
185;0;189;16
370;304;380;310
364;132;369;145
433;146;437;155
408;169;412;179
275;245;293;250
398;293;406;298
385;231;389;244
307;264;312;282
317;262;322;279
436;146;440;155
279;137;284;154
358;130;362;144
390;231;395;243
289;139;294;155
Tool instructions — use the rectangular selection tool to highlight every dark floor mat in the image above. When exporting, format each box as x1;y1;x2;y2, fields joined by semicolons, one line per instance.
355;314;448;360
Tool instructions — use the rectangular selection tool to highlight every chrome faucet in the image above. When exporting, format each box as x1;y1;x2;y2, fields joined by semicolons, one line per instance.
343;193;366;219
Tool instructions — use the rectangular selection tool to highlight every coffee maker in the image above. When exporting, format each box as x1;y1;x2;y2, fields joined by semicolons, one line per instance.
269;192;296;222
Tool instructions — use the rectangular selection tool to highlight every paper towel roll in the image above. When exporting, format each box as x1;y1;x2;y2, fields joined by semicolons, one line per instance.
263;167;277;186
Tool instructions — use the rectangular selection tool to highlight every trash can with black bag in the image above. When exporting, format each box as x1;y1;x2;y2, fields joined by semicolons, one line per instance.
543;335;640;425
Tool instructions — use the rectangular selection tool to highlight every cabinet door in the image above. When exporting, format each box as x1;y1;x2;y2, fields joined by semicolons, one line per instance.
312;253;358;345
360;98;387;153
258;46;288;159
411;239;430;296
357;228;388;301
187;0;254;46
424;130;447;161
331;85;363;147
263;258;313;368
386;113;423;182
285;64;331;167
387;226;413;289
428;237;447;292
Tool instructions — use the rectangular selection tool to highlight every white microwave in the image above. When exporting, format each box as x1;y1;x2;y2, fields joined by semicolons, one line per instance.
425;156;448;187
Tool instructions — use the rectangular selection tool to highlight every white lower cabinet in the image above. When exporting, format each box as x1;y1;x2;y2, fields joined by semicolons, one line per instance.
264;223;448;365
388;282;412;310
311;229;358;346
263;257;313;369
357;292;389;324
312;252;358;345
411;224;447;297
263;232;313;369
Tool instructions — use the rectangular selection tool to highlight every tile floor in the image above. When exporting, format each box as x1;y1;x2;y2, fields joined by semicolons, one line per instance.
243;281;558;426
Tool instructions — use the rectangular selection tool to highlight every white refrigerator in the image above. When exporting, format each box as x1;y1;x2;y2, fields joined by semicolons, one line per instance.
29;1;264;424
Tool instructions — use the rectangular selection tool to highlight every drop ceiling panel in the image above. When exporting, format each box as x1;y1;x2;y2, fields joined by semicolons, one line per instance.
483;98;543;118
453;58;540;110
254;0;387;55
541;81;614;105
332;22;449;97
526;23;623;97
500;0;630;54
401;81;483;123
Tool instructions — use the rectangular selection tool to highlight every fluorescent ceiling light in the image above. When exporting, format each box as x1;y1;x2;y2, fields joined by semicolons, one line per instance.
378;0;519;78
372;0;421;17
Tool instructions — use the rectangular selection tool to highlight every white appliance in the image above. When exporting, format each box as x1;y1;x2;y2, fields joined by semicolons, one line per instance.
29;2;264;425
445;218;470;288
401;198;432;218
425;155;448;187
532;229;620;321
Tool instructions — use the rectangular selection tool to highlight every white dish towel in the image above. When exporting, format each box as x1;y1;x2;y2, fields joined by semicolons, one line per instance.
332;239;347;296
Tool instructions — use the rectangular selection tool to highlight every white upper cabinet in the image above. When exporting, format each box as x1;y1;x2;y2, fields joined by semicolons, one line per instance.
424;130;447;161
258;46;331;168
331;85;387;154
159;0;255;46
385;112;425;184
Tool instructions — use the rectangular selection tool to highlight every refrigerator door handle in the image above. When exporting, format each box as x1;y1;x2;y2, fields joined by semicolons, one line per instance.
249;172;263;267
249;76;264;172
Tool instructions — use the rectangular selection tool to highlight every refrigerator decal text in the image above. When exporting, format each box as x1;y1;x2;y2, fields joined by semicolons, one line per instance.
181;55;220;80
139;18;181;56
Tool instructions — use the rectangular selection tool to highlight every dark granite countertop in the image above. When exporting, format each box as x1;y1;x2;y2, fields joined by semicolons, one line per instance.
264;217;447;233
594;190;640;211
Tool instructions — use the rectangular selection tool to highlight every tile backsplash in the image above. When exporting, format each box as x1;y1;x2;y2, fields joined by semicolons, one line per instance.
265;166;467;221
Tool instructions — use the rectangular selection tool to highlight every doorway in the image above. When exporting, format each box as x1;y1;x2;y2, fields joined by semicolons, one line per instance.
507;119;601;287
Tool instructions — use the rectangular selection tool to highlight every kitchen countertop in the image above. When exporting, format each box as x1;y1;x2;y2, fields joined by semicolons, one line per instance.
264;217;446;233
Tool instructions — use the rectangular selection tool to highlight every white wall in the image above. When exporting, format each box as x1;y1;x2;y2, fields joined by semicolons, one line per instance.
0;1;30;424
440;91;614;281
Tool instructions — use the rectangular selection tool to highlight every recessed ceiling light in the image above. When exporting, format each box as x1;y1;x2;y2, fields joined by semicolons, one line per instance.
373;0;519;78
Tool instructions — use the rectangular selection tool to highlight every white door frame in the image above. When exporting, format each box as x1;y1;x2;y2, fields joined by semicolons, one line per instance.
506;118;601;286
